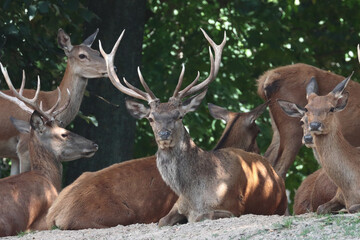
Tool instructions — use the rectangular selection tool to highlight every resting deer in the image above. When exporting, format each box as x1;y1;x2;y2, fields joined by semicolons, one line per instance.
0;28;106;175
257;63;360;179
277;74;360;214
98;29;286;226
275;104;337;214
46;31;270;230
0;67;98;237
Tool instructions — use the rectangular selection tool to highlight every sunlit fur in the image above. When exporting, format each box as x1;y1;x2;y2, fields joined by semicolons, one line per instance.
257;63;360;179
0;29;106;175
125;95;286;225
0;112;97;237
46;103;268;230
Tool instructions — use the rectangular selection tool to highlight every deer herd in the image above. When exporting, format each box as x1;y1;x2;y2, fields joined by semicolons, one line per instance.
0;27;359;236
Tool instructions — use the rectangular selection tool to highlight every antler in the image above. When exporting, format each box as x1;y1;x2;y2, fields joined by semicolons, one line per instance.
99;30;159;104
173;28;227;99
0;63;70;121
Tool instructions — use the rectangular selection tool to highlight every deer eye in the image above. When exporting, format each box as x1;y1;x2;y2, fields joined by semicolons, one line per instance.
61;133;68;138
304;108;308;112
148;118;154;123
329;107;335;112
300;120;304;126
79;54;87;59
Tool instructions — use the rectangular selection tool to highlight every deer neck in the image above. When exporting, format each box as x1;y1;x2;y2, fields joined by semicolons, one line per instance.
156;126;204;196
28;134;62;192
313;121;359;191
57;62;88;126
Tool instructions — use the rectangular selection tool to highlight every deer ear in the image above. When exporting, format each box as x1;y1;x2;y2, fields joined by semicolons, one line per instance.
247;101;269;124
57;28;73;54
181;90;207;114
82;28;99;47
332;73;353;98
10;117;30;133
277;99;305;118
306;77;318;99
125;99;150;119
334;91;349;112
30;111;46;133
208;103;229;122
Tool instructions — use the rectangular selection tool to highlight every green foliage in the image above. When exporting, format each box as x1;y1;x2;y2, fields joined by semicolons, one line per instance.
135;0;360;212
2;0;360;214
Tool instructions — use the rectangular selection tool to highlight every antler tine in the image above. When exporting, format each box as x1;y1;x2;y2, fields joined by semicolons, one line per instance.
19;70;25;95
178;29;226;99
172;64;185;98
123;77;150;97
179;71;200;96
52;88;71;118
99;31;156;103
41;86;61;115
0;63;33;114
137;67;158;101
358;44;360;64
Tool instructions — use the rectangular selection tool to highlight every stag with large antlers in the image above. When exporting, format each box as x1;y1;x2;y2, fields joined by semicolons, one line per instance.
0;29;106;175
99;29;286;225
46;101;268;229
0;67;98;237
278;74;360;214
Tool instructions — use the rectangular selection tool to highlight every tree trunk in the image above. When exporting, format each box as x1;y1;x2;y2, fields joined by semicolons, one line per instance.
64;0;146;185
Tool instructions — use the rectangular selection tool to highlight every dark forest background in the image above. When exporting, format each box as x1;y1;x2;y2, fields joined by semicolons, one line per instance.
1;0;360;212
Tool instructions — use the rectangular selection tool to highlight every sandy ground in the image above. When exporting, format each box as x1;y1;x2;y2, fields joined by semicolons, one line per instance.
2;213;360;240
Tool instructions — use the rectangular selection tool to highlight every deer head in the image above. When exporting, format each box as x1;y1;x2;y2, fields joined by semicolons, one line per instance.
0;64;98;161
99;29;226;150
57;28;107;79
278;74;352;139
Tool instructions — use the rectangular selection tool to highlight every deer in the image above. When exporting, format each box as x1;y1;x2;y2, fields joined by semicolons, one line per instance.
0;28;106;175
277;74;360;214
97;29;287;226
0;66;98;237
256;63;360;180
275;102;337;214
46;30;269;228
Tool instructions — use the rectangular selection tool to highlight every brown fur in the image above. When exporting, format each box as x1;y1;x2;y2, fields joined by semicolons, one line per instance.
293;169;337;214
46;103;266;230
0;112;97;237
256;63;360;179
0;29;106;175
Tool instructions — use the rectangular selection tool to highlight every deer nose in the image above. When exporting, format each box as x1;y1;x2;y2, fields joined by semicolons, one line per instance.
93;143;99;150
303;134;313;144
309;122;322;131
159;130;171;140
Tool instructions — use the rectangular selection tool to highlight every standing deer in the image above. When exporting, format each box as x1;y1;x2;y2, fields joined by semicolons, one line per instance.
0;67;98;237
257;63;360;179
46;100;268;229
275;103;337;214
0;28;106;175
99;29;286;225
277;75;360;214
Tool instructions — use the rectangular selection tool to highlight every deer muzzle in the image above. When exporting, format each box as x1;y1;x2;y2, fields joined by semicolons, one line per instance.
302;134;314;147
309;122;323;133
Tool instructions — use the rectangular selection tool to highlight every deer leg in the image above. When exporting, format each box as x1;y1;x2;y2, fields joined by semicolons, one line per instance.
348;204;360;213
317;188;345;214
158;202;187;227
9;157;19;175
268;109;303;179
194;210;234;222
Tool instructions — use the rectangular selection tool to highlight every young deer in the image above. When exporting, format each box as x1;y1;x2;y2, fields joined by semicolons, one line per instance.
276;102;337;215
99;29;286;225
46;101;268;229
257;63;360;180
0;29;106;175
278;74;360;214
0;68;98;236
